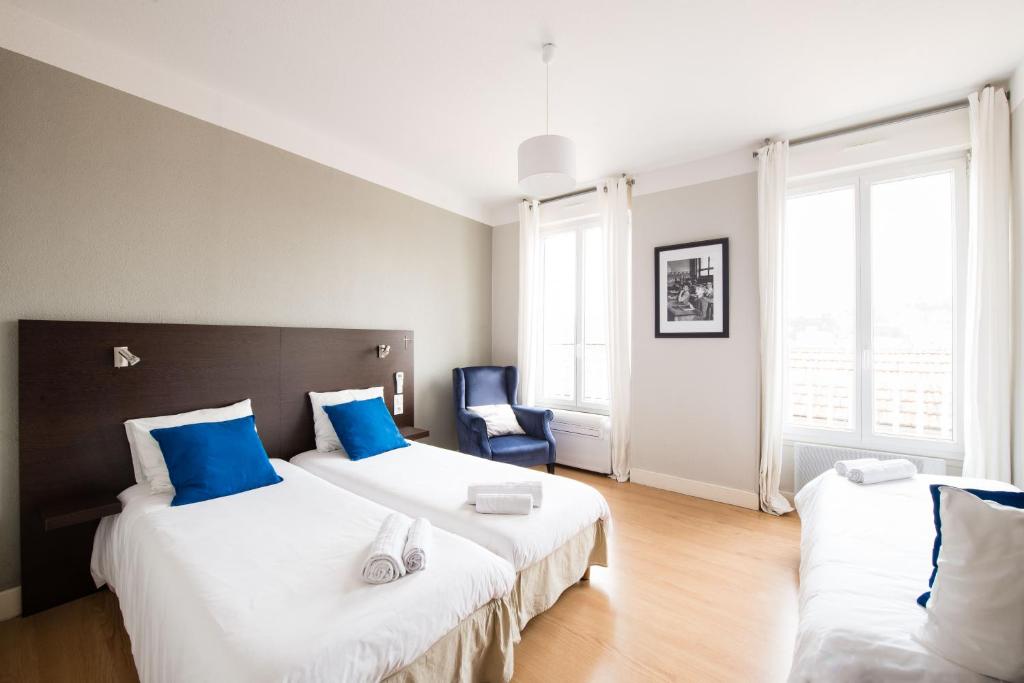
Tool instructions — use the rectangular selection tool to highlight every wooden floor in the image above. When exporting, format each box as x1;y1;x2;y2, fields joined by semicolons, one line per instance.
0;469;801;682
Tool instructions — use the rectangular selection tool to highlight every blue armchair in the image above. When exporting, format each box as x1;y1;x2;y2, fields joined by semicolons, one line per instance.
452;366;556;473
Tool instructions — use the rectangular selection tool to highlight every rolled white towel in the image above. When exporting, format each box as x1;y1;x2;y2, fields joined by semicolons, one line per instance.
834;457;879;477
403;518;432;573
467;481;543;507
846;458;917;485
362;513;411;584
475;493;533;515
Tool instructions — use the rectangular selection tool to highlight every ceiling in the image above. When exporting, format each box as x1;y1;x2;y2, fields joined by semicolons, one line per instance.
3;0;1023;225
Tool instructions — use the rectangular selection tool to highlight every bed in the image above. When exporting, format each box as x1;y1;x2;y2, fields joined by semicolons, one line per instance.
790;470;1020;682
92;458;518;683
291;440;610;628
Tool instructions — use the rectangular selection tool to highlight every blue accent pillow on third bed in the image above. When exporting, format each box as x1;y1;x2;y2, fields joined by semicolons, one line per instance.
150;414;283;507
322;397;409;460
917;484;1024;607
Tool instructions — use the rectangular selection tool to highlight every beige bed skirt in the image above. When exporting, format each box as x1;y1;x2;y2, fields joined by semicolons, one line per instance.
512;519;608;630
385;519;608;682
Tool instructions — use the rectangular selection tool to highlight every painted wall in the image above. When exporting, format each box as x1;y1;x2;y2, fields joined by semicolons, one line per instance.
0;48;492;592
491;173;762;505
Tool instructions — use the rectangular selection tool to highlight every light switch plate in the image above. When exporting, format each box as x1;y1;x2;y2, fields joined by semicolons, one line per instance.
395;371;404;394
393;394;404;415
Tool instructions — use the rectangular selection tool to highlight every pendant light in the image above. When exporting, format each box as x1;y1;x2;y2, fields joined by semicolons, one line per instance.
518;42;576;198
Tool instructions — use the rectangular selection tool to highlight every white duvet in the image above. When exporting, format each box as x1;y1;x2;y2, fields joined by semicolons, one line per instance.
292;442;610;571
92;459;515;683
790;471;1019;682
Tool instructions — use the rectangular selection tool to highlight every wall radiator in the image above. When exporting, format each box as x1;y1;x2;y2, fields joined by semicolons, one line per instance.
550;409;612;474
794;442;946;492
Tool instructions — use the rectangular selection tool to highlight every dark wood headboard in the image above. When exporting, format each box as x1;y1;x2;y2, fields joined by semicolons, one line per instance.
19;320;414;614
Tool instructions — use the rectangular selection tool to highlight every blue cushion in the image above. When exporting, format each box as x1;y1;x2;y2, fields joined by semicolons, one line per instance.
917;484;1024;606
462;366;515;407
322;397;409;460
150;415;282;507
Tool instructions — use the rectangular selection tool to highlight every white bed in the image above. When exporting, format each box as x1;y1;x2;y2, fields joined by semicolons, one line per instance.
92;458;516;683
790;470;1019;682
291;440;610;572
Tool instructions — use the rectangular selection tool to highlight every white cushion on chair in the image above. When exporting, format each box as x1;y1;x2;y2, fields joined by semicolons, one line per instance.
467;404;526;438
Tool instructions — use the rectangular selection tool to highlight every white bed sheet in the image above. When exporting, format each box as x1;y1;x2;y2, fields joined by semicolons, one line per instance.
92;459;515;683
292;442;610;571
790;471;1019;682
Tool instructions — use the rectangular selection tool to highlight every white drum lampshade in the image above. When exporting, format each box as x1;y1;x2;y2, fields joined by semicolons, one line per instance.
518;134;576;197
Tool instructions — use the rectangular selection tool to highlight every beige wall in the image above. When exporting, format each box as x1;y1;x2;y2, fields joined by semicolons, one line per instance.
491;173;761;501
0;48;492;591
630;174;760;497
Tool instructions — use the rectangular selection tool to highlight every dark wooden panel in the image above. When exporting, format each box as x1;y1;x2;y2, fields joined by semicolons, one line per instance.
18;320;414;615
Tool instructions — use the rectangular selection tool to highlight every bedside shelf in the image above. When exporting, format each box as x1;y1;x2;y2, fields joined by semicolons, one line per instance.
400;426;430;441
40;493;122;532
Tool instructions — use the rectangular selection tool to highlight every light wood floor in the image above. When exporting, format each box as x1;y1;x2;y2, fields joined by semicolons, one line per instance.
0;469;801;682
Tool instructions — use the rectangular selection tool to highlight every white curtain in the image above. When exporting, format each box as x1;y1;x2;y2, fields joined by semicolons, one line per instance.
757;141;794;515
598;178;633;482
517;199;541;405
963;86;1013;482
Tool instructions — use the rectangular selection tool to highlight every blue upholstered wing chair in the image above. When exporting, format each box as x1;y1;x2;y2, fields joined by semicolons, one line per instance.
452;366;556;473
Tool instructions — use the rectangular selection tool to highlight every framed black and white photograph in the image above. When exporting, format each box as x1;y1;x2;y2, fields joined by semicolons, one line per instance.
655;238;729;338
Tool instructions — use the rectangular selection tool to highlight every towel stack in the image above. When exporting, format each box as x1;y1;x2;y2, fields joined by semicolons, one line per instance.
361;513;433;584
835;457;918;485
468;481;543;515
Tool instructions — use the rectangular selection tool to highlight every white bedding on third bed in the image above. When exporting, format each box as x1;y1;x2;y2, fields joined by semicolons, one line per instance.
91;458;515;683
292;441;610;571
790;471;1019;682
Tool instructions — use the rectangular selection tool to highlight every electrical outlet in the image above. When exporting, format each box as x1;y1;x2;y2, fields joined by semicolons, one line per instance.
393;394;404;415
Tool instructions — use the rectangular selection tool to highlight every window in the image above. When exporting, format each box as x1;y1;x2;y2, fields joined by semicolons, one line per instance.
783;155;966;456
538;201;608;413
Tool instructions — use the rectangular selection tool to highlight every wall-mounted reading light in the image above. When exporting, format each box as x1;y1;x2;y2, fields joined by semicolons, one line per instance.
114;346;141;368
377;344;391;359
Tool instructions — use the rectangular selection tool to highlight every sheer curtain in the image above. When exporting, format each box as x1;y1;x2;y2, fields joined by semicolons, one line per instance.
598;177;633;482
517;199;541;405
757;141;794;515
963;86;1013;482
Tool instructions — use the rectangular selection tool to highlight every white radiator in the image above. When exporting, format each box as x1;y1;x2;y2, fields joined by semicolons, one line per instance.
794;443;946;492
550;409;611;474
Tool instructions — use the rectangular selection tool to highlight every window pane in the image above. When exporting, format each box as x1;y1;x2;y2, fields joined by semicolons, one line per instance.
870;171;955;441
784;187;857;430
541;231;576;402
582;226;608;405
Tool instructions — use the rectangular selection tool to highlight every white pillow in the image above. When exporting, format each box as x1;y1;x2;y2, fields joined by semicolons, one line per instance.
309;387;384;452
124;399;253;493
467;404;526;438
915;486;1024;682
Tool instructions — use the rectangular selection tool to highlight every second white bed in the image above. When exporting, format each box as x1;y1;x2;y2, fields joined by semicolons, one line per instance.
292;441;611;573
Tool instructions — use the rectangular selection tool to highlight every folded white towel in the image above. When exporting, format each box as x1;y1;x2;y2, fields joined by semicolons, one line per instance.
834;457;880;477
475;493;533;515
467;481;543;508
846;458;917;485
362;513;411;584
402;518;432;573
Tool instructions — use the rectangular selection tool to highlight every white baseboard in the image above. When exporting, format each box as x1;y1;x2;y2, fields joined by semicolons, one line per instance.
630;469;759;510
0;586;21;621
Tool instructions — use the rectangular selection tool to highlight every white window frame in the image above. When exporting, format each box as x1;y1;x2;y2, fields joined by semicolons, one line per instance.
537;196;609;416
783;152;968;459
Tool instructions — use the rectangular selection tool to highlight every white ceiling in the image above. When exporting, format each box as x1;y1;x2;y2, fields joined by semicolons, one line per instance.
3;0;1023;225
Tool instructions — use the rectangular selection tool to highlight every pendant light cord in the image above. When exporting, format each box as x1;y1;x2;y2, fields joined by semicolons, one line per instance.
545;62;550;135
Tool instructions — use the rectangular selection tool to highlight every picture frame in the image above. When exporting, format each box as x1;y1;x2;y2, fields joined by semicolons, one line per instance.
654;237;729;338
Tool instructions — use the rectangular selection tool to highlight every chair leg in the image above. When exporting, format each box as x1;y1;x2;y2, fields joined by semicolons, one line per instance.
546;463;555;474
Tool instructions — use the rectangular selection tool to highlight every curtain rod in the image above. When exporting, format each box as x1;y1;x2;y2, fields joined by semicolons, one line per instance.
751;90;1010;159
530;176;636;205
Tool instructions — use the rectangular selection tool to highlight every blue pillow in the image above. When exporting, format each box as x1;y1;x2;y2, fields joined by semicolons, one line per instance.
150;415;282;506
322;397;409;460
917;484;1024;607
